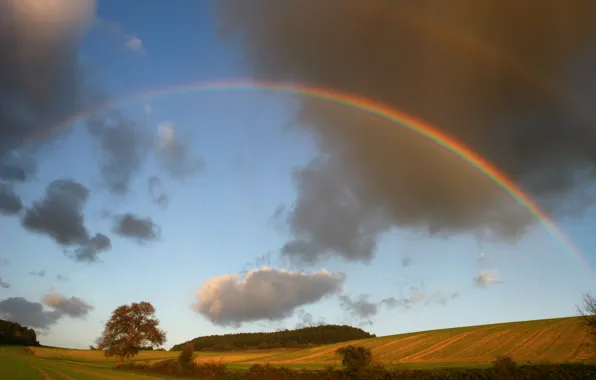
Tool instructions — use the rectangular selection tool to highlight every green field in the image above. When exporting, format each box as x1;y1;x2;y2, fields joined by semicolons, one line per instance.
0;316;592;378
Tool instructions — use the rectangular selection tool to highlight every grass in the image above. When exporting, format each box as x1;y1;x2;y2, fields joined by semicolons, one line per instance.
0;316;593;378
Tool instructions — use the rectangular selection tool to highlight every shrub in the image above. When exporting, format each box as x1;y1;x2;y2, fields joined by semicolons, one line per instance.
492;355;517;379
336;345;373;372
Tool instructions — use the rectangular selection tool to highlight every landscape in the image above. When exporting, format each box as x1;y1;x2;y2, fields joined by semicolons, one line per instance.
1;314;595;378
3;0;596;379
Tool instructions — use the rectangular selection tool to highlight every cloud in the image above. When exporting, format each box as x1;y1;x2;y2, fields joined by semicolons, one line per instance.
0;277;9;289
148;176;169;209
95;19;146;55
22;179;112;263
0;164;26;182
28;270;46;278
401;256;411;268
87;111;152;195
144;104;152;116
339;294;379;324
0;0;96;180
214;0;596;263
473;269;503;288
382;284;458;310
478;252;488;264
113;213;161;242
156;122;206;180
193;267;344;327
294;309;326;329
43;293;93;318
126;36;146;55
0;297;62;330
0;183;23;215
56;274;68;282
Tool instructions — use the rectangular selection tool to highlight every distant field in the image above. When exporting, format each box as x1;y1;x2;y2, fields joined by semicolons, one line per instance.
0;316;593;378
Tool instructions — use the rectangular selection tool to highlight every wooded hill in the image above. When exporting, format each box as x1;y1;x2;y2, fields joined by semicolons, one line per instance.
170;324;375;351
0;319;39;346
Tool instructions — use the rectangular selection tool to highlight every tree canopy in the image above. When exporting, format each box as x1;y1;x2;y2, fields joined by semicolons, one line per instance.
0;319;39;346
96;301;166;362
171;324;374;351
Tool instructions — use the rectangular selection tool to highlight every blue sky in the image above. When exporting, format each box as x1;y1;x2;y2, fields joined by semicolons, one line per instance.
1;0;595;350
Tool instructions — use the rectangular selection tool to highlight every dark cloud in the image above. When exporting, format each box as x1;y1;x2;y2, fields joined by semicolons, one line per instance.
294;309;326;329
0;297;62;330
193;267;344;327
281;158;389;263
0;0;96;180
148;176;169;209
113;213;161;242
0;183;23;215
339;294;379;325
28;270;46;278
0;164;26;182
22;179;111;263
156;122;206;180
0;277;9;289
56;274;69;282
87;111;152;195
214;0;596;263
43;293;93;318
473;269;503;288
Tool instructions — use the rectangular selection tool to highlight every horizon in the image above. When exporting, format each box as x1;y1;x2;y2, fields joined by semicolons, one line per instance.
1;0;596;351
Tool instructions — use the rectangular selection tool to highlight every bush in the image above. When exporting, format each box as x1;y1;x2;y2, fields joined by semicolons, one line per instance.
492;355;517;379
336;345;373;372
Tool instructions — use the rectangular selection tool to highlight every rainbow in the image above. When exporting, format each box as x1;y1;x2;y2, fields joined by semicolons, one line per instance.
52;79;590;275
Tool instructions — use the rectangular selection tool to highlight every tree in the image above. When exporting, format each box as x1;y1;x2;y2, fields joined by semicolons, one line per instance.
578;292;596;339
96;301;166;363
336;345;373;371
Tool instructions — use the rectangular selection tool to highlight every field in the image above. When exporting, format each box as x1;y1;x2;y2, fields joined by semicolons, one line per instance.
0;316;592;379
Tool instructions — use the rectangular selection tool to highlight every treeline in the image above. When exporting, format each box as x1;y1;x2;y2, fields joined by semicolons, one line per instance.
0;319;39;346
170;324;375;351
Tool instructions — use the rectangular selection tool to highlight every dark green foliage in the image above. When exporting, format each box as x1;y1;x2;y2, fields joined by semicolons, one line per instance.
336;345;373;371
171;324;375;351
0;319;39;346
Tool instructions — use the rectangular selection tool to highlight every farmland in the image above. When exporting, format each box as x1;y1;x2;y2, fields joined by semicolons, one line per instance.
0;316;592;378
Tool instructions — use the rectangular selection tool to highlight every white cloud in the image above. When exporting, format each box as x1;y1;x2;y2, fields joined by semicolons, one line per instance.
126;35;146;54
473;269;503;287
193;267;344;326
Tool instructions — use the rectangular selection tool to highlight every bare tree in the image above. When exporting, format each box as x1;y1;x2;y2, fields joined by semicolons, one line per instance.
578;292;596;338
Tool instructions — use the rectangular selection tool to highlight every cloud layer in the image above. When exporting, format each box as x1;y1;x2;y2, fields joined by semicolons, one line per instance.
193;267;344;326
214;0;596;263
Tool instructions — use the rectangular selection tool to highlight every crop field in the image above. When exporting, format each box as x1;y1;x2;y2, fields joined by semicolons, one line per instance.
0;316;592;378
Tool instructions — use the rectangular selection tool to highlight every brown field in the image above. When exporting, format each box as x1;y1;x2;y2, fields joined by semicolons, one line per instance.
0;316;593;378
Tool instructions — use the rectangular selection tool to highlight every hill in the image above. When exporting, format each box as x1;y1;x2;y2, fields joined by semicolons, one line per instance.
223;316;592;367
0;319;39;346
170;324;375;351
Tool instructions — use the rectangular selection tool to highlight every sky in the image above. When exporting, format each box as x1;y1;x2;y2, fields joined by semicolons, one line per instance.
1;0;596;350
